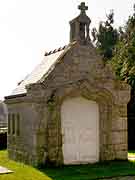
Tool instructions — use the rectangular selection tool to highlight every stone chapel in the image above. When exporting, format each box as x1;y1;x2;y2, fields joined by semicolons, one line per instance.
5;2;131;166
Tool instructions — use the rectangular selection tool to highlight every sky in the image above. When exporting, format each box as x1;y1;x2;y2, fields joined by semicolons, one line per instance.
0;0;134;100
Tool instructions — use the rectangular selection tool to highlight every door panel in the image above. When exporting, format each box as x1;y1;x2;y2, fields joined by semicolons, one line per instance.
61;97;99;164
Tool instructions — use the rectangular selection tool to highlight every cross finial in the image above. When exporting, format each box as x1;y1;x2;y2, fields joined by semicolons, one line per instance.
78;2;88;14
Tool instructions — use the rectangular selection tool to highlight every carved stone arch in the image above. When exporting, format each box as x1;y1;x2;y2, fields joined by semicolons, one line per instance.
35;80;116;165
56;82;115;162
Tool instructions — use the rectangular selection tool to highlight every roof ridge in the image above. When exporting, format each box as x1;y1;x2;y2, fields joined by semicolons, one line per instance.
44;45;67;56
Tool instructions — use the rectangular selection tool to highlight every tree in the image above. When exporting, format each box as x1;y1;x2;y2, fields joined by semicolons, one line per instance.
111;5;135;88
92;10;118;60
111;4;135;150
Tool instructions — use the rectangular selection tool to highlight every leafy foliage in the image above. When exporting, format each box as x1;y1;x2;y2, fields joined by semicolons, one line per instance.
111;5;135;88
92;10;119;60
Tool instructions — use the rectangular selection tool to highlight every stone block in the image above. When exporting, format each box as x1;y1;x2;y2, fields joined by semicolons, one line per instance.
117;105;127;117
116;150;127;160
113;144;127;151
112;130;127;144
112;117;127;131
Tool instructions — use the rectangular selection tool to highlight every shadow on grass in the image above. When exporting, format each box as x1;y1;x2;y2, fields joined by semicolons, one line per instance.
37;160;135;180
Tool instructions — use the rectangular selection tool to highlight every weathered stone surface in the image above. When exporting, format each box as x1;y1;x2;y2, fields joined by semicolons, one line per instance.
5;3;131;166
5;42;130;166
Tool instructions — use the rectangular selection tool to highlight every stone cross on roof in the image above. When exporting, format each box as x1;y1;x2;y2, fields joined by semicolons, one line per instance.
78;2;88;14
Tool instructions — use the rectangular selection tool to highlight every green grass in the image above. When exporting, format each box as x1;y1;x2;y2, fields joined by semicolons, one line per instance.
0;151;52;180
43;161;135;180
1;150;135;180
128;150;135;157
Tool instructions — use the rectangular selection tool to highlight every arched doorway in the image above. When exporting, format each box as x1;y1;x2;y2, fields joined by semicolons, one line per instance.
61;97;99;164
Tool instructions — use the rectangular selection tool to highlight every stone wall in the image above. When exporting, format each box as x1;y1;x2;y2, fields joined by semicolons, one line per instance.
29;44;130;165
6;98;41;165
5;43;131;166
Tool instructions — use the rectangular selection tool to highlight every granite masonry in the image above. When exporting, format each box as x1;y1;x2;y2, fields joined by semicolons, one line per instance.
5;2;130;166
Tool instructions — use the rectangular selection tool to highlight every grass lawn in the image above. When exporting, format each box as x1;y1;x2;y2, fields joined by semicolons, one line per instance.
1;150;135;180
0;151;51;180
128;150;135;157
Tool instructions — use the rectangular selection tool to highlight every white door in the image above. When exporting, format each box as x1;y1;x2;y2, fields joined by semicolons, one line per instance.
61;97;99;164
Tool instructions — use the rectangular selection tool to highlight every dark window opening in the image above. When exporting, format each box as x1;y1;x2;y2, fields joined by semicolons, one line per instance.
12;114;15;135
16;113;20;136
8;114;11;134
79;23;86;40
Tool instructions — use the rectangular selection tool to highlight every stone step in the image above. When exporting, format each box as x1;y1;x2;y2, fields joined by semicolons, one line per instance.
0;166;13;174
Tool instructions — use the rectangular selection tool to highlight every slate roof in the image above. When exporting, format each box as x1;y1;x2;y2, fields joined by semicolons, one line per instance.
11;45;69;96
